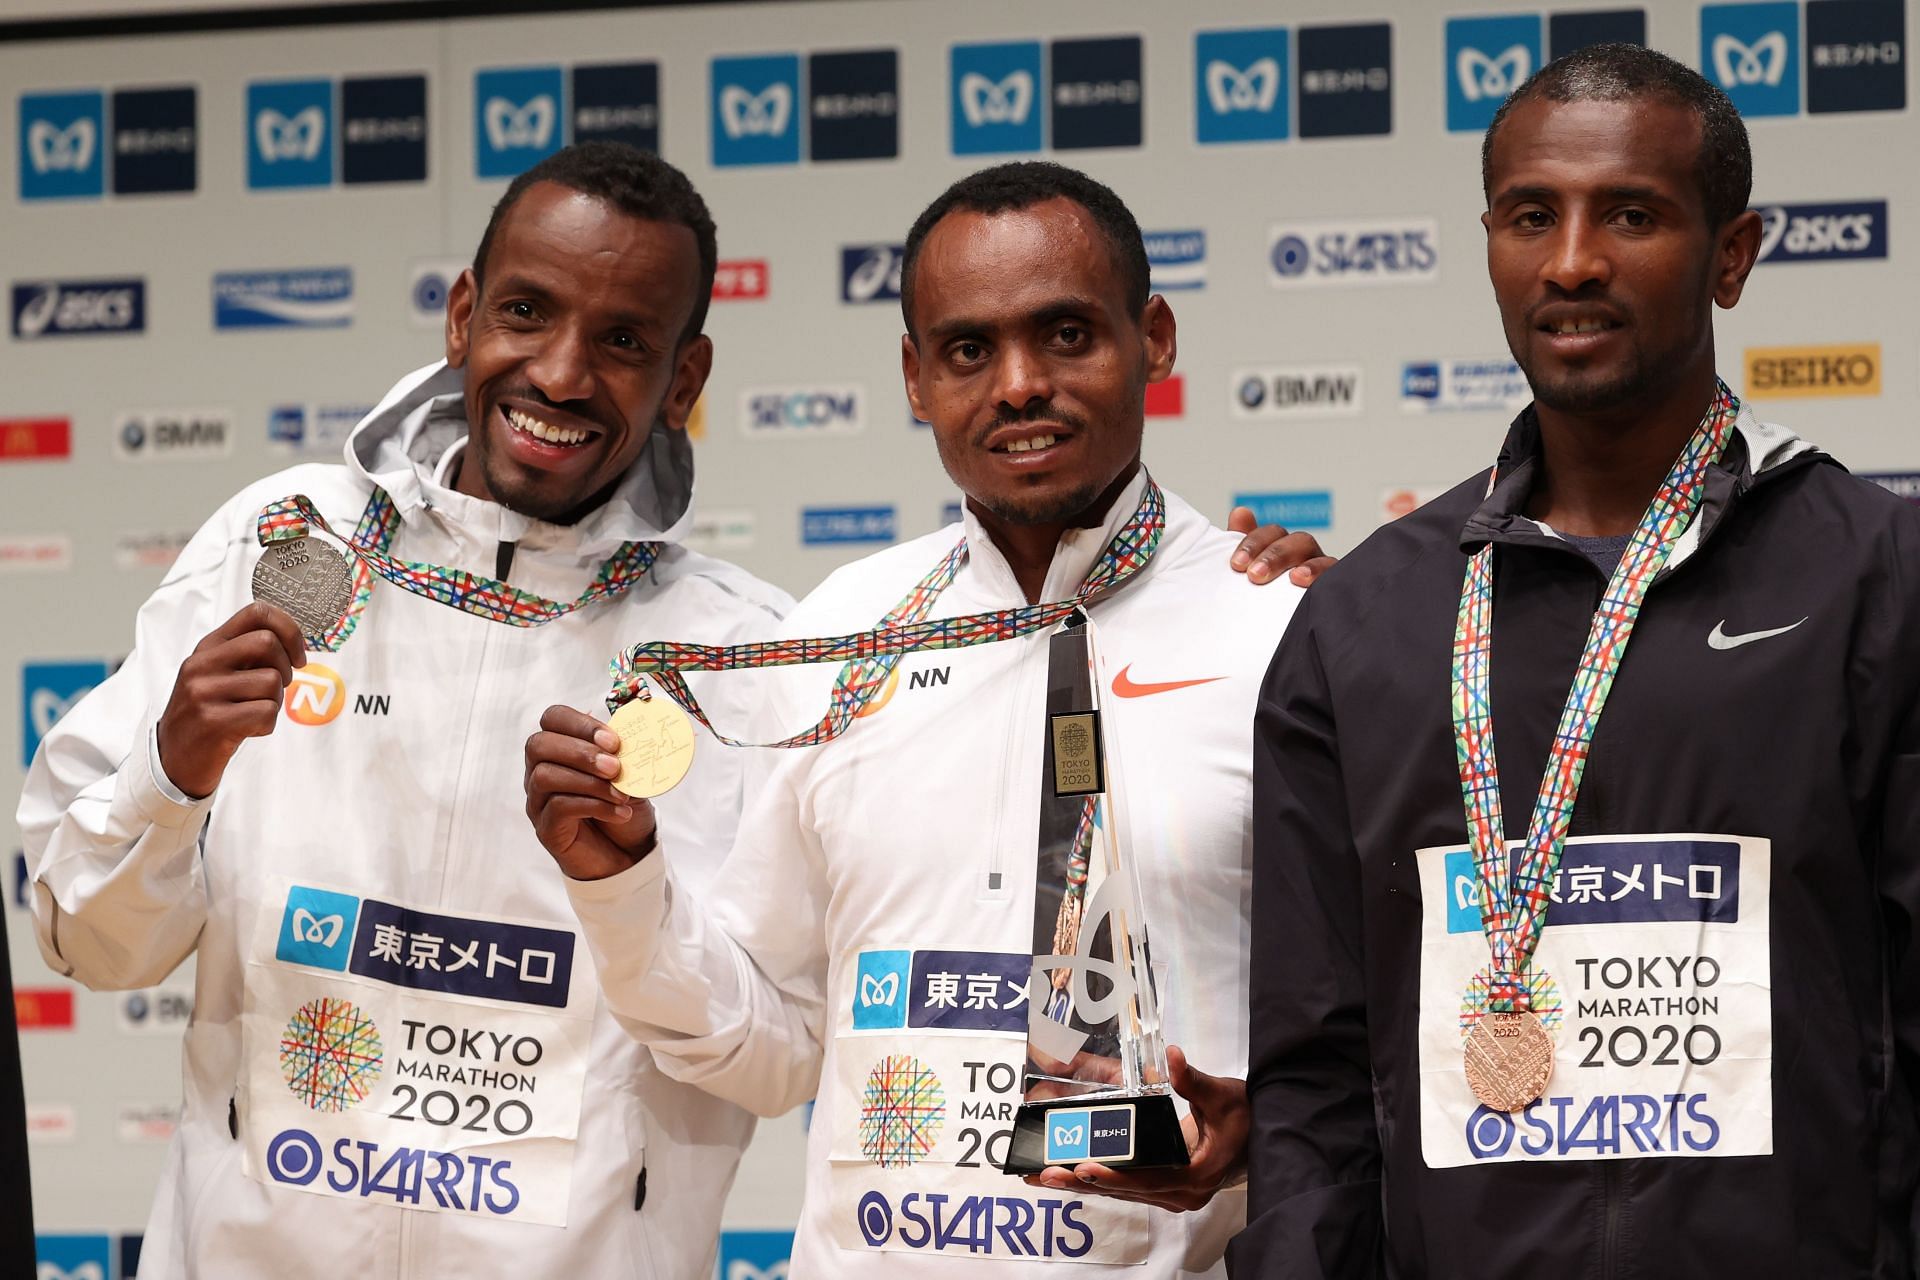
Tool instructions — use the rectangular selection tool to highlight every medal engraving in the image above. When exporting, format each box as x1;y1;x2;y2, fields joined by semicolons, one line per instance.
1049;711;1103;797
1463;1010;1554;1112
608;697;696;799
251;537;355;646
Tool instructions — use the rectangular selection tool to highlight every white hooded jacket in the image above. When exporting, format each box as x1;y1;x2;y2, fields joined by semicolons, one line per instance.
566;472;1305;1277
18;362;791;1279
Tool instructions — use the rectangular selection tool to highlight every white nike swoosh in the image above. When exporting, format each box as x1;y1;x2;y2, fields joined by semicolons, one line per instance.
1707;617;1807;650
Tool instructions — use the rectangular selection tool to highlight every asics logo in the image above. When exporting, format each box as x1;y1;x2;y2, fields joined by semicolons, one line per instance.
1712;32;1788;87
27;118;96;173
1756;206;1789;261
845;246;901;302
484;94;556;150
1457;44;1531;101
959;71;1033;126
719;83;792;138
859;972;900;1006
1205;58;1281;114
255;107;326;162
291;908;345;947
1050;1123;1084;1145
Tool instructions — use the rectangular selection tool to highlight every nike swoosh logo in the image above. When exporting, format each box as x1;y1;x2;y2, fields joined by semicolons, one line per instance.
1707;617;1807;650
1111;666;1228;698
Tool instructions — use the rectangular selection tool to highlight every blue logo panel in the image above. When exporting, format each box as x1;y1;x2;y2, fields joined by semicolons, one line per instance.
247;79;333;189
1045;1108;1092;1162
1232;491;1333;531
111;85;197;195
712;54;802;167
1445;839;1745;935
1701;2;1801;118
213;268;353;329
839;244;903;303
718;1229;796;1279
475;66;564;179
1805;0;1906;114
35;1234;113;1278
572;61;660;153
1754;198;1887;264
951;41;1044;155
802;506;897;545
10;849;28;910
19;90;106;200
1446;14;1542;133
809;48;898;162
276;885;362;970
1196;28;1290;143
1296;22;1393;138
341;74;427;184
853;949;911;1028
22;659;110;765
348;898;576;1007
1050;36;1143;150
1146;229;1207;291
1549;8;1648;59
907;949;1030;1032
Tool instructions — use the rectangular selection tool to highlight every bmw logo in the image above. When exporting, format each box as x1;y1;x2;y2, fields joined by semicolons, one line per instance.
1270;235;1311;277
125;993;150;1022
120;420;147;451
412;272;450;314
1238;376;1267;409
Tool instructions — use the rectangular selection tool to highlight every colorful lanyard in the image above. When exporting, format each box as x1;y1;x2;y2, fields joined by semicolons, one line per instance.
255;490;660;653
1452;382;1738;1012
606;477;1166;750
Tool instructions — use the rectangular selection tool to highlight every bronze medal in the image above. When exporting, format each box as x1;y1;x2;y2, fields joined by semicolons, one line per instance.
1462;1009;1554;1112
251;536;355;647
608;697;697;799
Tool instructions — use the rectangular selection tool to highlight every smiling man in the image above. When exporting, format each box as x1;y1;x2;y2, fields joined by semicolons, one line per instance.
1235;44;1920;1277
524;162;1305;1276
18;143;793;1278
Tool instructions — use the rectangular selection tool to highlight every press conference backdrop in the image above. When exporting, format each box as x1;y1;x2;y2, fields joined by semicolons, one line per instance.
2;0;1912;1272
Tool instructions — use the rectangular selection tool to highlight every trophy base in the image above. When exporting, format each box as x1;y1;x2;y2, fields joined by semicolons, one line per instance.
1000;1093;1190;1174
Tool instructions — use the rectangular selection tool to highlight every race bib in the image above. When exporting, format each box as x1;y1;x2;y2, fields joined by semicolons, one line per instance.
240;880;596;1226
826;945;1151;1265
1418;833;1773;1167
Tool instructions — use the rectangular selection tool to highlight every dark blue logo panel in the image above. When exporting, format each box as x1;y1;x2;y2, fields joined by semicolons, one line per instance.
1444;839;1744;934
572;62;661;153
809;49;899;161
349;899;575;1008
1701;2;1801;118
840;244;903;303
1049;37;1142;150
951;41;1043;155
11;279;146;340
907;950;1032;1032
802;506;897;545
18;90;105;200
1754;199;1888;264
1806;0;1906;114
1549;8;1647;59
341;74;427;184
111;86;197;195
1297;23;1393;138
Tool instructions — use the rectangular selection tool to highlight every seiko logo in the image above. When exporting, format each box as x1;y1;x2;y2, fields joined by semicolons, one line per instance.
720;83;793;138
27;118;97;172
485;95;557;150
1713;32;1789;87
256;107;327;162
959;71;1034;126
1747;346;1880;397
1457;44;1531;101
1205;58;1281;114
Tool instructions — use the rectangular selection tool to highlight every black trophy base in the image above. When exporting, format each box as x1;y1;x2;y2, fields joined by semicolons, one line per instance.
1001;1092;1190;1174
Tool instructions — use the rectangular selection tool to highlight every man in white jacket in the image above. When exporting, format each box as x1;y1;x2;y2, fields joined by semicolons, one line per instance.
17;143;794;1278
526;162;1306;1276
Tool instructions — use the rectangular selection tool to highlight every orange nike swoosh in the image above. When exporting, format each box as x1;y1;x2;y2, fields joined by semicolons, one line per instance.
1111;665;1228;698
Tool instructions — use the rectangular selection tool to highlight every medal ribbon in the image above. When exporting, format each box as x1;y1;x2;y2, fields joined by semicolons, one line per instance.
255;490;661;652
1453;381;1738;1012
606;477;1165;749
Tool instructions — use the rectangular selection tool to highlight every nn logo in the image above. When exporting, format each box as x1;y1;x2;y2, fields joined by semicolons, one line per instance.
282;664;385;726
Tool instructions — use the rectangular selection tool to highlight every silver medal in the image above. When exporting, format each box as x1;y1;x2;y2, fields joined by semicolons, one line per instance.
251;537;355;645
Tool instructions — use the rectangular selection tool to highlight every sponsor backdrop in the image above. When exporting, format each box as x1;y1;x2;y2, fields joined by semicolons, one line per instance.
1;0;1912;1271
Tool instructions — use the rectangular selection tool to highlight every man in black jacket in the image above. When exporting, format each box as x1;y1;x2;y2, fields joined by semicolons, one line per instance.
1235;43;1920;1278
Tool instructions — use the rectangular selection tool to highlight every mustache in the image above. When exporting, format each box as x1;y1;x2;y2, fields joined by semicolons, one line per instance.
491;386;619;437
973;399;1091;447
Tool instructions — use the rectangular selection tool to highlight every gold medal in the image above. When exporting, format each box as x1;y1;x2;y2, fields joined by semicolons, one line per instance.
607;697;696;798
1462;1009;1554;1112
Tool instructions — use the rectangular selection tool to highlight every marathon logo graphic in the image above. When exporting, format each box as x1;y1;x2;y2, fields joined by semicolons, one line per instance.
1806;0;1905;114
11;278;146;339
1744;343;1881;398
1269;218;1439;287
265;1127;524;1216
1145;230;1206;291
841;244;904;303
1295;22;1393;138
950;41;1044;154
853;1188;1096;1259
1232;491;1333;532
851;949;1032;1033
1701;2;1800;118
1446;14;1541;132
115;408;233;461
274;884;576;1008
1231;365;1363;419
803;506;897;546
213;268;353;329
17;90;105;199
1753;199;1888;264
1194;27;1289;144
741;384;865;435
1444;839;1742;936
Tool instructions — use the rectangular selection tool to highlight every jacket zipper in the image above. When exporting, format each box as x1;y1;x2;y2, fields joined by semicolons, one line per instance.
982;638;1038;898
437;613;496;908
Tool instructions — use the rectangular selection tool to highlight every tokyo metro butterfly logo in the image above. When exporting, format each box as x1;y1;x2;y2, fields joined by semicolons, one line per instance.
858;1054;945;1168
280;996;384;1112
